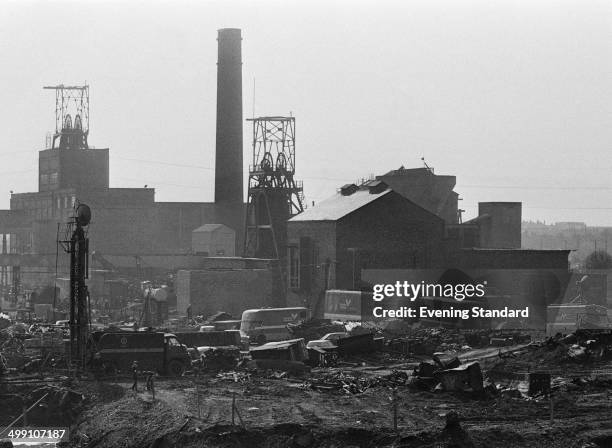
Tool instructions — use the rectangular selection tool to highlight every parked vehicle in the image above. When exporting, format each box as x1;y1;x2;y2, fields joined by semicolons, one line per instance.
546;304;611;336
305;332;349;351
88;331;191;376
323;290;365;321
240;307;310;344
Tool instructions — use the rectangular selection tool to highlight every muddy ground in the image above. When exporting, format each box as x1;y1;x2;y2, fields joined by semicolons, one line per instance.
2;344;611;447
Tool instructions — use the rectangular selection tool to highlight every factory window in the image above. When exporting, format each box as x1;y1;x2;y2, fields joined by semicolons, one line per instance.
57;198;61;209
40;174;49;186
1;266;12;286
71;196;76;207
1;234;8;254
299;237;313;292
288;245;300;289
64;197;69;208
49;172;58;184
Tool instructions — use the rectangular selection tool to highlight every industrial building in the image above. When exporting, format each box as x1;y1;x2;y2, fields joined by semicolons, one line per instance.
0;29;250;313
286;169;571;324
286;180;446;309
0;26;572;329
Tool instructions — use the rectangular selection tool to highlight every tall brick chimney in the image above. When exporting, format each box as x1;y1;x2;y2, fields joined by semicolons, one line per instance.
214;28;243;204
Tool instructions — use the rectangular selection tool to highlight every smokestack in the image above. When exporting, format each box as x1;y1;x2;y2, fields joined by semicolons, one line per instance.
215;28;243;204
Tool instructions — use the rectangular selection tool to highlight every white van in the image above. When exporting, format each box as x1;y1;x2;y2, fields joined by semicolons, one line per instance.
240;307;310;345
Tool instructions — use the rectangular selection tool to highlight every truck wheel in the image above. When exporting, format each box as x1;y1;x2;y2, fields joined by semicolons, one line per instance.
167;360;185;377
256;334;267;345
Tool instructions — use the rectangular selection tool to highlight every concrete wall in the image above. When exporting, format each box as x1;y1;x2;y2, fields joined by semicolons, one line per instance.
176;266;283;317
155;202;245;255
38;148;109;192
478;202;522;249
448;249;569;270
192;225;236;256
362;264;571;329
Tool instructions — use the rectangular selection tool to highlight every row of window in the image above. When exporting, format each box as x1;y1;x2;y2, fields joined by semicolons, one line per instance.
1;233;32;255
40;172;59;186
12;195;76;221
0;265;14;286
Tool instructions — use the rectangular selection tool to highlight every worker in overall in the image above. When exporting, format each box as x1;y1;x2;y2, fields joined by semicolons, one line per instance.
131;361;139;392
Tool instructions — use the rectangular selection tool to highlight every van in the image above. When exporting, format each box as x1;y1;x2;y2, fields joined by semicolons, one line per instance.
240;307;310;344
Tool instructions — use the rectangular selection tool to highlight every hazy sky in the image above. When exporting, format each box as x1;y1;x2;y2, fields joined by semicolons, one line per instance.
1;0;611;225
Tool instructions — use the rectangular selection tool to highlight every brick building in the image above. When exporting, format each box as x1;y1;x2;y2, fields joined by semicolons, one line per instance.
0;123;244;310
286;174;571;322
286;180;446;311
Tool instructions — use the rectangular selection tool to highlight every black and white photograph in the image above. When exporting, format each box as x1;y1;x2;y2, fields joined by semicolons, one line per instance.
0;1;611;447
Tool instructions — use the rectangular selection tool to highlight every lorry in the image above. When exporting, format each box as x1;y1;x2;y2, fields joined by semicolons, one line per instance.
88;331;191;376
546;304;611;336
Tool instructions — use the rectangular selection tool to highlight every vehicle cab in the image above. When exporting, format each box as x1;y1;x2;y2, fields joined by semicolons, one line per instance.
163;333;191;375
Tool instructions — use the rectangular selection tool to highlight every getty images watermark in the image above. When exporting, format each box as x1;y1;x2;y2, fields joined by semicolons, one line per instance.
371;281;530;319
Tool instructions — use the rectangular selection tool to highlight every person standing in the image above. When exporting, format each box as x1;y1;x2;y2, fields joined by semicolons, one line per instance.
131;361;139;392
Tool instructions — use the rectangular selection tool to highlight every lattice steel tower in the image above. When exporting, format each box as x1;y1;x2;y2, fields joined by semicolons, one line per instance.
244;116;304;259
43;84;90;149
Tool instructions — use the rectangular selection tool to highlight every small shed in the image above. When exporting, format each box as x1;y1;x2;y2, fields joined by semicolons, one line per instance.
191;224;235;256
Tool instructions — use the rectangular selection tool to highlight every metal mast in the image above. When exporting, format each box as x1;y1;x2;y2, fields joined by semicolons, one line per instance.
244;116;304;260
43;84;89;149
58;203;91;367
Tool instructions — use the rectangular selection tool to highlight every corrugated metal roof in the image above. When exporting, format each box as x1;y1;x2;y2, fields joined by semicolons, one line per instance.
290;188;391;222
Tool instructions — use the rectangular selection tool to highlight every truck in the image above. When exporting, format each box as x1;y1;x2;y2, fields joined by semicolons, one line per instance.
88;331;191;376
546;304;611;336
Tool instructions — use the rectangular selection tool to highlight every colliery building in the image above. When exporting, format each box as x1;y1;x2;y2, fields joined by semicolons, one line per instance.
0;29;249;311
286;169;570;322
0;27;572;326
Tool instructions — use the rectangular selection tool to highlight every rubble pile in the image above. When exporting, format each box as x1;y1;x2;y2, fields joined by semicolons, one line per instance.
215;370;252;382
287;319;346;342
0;382;85;428
0;328;27;369
410;354;486;393
304;369;409;394
489;330;612;377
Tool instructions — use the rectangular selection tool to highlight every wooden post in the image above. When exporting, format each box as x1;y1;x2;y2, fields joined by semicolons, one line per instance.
392;388;398;433
549;394;554;424
196;385;200;419
232;392;235;426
